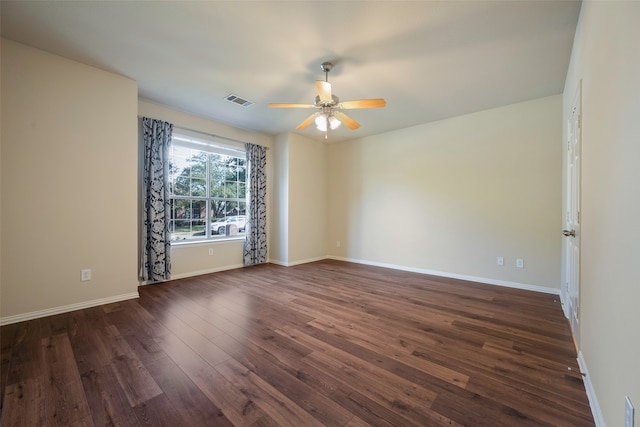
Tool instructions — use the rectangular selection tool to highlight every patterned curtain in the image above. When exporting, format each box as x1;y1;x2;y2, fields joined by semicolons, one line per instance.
140;117;173;282
243;143;268;266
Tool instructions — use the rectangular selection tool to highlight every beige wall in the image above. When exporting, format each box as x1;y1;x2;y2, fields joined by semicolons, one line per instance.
1;39;139;321
287;133;327;264
269;134;289;264
270;132;327;265
563;2;640;426
327;95;563;291
137;100;273;279
0;42;275;323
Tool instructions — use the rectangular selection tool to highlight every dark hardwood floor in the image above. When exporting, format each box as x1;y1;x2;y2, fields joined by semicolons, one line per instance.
1;260;595;426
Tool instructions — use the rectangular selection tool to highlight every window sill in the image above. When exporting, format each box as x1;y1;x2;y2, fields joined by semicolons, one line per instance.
171;237;244;247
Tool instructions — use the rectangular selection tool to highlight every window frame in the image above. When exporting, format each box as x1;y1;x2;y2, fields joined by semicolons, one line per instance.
169;132;246;244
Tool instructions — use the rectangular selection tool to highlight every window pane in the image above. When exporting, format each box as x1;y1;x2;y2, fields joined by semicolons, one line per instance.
171;220;191;241
226;181;238;198
172;199;190;219
211;180;224;197
170;136;247;243
171;199;207;222
238;159;246;182
170;146;191;171
225;201;239;216
210;154;225;180
173;176;190;196
171;220;207;241
211;217;228;236
192;200;206;219
169;146;191;193
225;158;238;181
170;148;207;196
210;199;226;219
189;154;207;179
191;220;206;237
191;178;206;197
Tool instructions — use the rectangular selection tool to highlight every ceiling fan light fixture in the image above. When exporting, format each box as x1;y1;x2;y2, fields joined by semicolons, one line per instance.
315;114;327;131
315;113;341;131
328;115;341;130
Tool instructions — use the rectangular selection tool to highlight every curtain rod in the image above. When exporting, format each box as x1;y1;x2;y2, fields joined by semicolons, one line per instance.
172;125;251;146
175;124;269;150
139;117;269;149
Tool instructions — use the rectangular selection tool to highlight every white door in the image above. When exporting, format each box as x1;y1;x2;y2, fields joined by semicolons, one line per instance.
564;85;581;344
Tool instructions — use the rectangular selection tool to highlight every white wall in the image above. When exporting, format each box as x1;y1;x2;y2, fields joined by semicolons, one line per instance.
563;2;640;426
1;39;139;322
270;132;327;266
327;95;563;291
137;100;273;279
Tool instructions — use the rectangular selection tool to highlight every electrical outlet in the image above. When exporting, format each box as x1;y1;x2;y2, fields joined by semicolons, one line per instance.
81;269;91;281
208;248;214;256
497;257;504;266
626;396;634;427
516;258;524;268
336;240;341;248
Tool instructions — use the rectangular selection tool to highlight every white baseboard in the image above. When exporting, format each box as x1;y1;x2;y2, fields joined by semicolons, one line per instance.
269;256;327;267
577;351;606;427
160;263;244;283
0;291;139;326
326;256;561;295
559;289;570;319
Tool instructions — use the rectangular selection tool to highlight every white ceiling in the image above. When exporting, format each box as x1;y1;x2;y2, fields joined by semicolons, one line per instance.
1;1;581;143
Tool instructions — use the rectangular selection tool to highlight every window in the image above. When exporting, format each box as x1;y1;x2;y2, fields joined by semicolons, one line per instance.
169;133;246;242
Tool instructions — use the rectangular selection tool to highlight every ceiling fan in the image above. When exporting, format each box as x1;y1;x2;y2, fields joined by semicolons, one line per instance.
268;62;386;138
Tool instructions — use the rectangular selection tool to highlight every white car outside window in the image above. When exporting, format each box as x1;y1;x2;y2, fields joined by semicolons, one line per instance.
211;216;246;235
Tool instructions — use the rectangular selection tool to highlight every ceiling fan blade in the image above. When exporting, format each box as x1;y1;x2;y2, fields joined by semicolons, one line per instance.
339;99;386;109
316;80;332;102
296;112;320;130
268;103;315;108
334;111;360;130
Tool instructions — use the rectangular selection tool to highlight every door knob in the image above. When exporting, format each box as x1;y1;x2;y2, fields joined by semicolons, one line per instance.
562;229;576;237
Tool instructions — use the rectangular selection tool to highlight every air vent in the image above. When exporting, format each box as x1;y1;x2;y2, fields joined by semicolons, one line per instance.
224;94;254;108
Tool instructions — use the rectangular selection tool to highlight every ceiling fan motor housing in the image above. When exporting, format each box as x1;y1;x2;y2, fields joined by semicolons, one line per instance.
315;94;339;107
321;62;333;73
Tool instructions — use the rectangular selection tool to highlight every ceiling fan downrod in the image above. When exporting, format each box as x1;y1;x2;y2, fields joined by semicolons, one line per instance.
321;61;333;82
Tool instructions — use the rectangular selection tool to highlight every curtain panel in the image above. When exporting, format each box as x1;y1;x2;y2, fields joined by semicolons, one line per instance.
140;117;173;282
243;143;268;266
